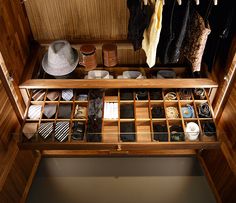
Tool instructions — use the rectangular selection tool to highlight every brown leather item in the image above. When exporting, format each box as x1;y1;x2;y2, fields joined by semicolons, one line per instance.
79;44;97;71
102;43;118;67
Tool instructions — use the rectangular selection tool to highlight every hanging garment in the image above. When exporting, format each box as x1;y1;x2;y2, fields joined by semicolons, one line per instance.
182;10;211;72
142;0;163;68
157;0;190;64
127;0;153;51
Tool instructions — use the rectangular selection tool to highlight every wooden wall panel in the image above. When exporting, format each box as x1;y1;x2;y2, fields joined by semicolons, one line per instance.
0;81;20;146
0;80;40;202
0;0;32;84
201;149;236;203
24;0;129;41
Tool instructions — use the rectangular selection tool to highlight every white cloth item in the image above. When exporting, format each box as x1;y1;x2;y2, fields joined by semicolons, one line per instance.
142;0;163;68
28;105;42;119
104;102;118;119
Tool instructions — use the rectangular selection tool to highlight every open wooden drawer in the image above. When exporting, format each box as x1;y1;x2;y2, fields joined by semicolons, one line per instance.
19;87;220;150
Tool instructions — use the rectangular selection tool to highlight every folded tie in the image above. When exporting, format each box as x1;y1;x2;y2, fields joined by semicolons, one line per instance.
62;89;73;101
28;105;42;119
43;104;57;118
38;122;54;139
55;122;70;142
47;90;59;101
23;123;38;139
32;90;46;101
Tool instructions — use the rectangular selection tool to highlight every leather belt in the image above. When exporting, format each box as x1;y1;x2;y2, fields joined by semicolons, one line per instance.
179;88;192;100
198;102;211;118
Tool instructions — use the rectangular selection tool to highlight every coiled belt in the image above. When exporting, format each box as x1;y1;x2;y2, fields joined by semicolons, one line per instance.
179;89;192;100
198;102;211;118
194;88;206;99
166;107;179;118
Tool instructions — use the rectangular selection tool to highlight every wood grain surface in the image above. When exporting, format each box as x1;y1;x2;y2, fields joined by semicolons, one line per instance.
24;0;129;41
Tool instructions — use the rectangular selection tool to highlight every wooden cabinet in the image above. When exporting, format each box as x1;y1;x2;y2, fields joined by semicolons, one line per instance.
18;46;220;150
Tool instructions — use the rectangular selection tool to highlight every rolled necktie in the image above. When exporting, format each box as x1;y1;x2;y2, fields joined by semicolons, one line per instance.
120;104;134;118
198;102;211;118
194;88;206;100
179;89;192;100
76;94;88;101
55;122;69;142
38;122;54;139
62;89;73;101
181;104;195;118
120;89;134;100
120;122;135;142
164;92;177;100
202;121;216;137
28;105;42;119
32;90;45;101
166;107;179;118
150;89;162;100
72;122;85;140
47;90;59;101
152;106;165;118
43;104;57;118
153;124;168;141
74;105;87;119
170;125;184;141
23;123;38;139
136;89;148;100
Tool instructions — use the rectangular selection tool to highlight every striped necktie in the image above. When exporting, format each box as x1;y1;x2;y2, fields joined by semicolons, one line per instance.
38;122;53;139
55;122;69;142
62;89;73;101
28;105;42;119
32;90;46;101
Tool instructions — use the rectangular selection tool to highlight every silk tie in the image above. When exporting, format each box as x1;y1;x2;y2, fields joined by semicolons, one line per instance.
32;90;46;101
43;104;57;118
62;89;73;101
28;105;42;119
55;122;69;142
38;122;53;139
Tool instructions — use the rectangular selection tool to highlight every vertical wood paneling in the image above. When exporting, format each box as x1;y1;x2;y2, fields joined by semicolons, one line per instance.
0;0;32;83
24;0;129;41
0;79;40;202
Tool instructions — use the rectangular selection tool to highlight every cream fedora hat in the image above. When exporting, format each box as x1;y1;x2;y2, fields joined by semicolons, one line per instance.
42;40;79;76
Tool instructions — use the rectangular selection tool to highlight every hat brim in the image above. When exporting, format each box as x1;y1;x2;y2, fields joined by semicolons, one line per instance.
42;48;79;76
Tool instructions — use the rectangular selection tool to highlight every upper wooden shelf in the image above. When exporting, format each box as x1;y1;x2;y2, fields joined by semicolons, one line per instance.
19;43;218;89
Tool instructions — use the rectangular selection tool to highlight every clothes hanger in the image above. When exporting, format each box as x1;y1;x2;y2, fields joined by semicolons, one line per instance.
177;0;182;5
213;0;218;6
195;0;200;5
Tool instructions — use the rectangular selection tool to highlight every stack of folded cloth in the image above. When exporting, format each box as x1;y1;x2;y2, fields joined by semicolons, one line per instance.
104;102;118;119
153;124;168;141
150;89;163;100
202;121;216;137
170;125;185;141
86;89;104;142
152;106;165;118
120;122;135;142
120;104;134;119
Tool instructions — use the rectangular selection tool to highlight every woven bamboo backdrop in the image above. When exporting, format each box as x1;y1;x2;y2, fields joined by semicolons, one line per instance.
24;0;129;41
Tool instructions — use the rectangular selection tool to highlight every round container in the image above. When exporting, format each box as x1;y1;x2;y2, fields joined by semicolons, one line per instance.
79;44;97;71
102;44;118;67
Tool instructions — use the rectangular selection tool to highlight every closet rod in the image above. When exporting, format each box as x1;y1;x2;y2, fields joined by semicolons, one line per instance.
172;0;218;6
